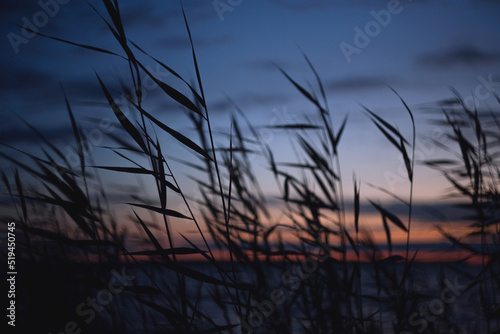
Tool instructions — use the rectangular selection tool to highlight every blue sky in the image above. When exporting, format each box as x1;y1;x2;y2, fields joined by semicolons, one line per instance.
1;0;499;233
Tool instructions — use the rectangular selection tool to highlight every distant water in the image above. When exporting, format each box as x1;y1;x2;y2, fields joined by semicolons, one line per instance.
94;261;496;333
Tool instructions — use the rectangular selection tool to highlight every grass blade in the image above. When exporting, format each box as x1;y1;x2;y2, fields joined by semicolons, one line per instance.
369;201;407;232
96;74;148;153
128;203;192;220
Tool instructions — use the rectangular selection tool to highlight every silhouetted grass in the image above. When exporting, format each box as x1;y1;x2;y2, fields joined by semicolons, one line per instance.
1;1;499;333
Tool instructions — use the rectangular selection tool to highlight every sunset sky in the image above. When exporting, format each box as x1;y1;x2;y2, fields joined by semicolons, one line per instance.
1;0;499;256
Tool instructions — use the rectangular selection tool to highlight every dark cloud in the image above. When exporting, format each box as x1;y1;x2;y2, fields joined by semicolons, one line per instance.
325;76;392;92
365;201;473;224
120;3;172;29
0;66;123;115
0;66;65;115
118;0;221;30
383;242;483;252
418;46;500;68
243;59;295;71
0;123;73;146
271;0;330;12
0;1;45;18
158;34;234;50
270;0;399;12
0;66;51;92
265;196;475;225
209;91;290;113
147;89;192;113
64;77;123;102
180;0;221;23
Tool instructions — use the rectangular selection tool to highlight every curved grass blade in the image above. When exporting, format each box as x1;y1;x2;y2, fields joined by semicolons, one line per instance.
333;115;348;154
128;247;207;256
381;214;392;253
276;66;318;105
137;62;203;118
128;203;192;220
61;86;85;176
16;25;124;58
131;102;212;161
354;177;360;233
132;211;163;252
14;169;27;221
182;6;206;109
130;41;205;109
400;136;413;181
96;74;148;153
92;165;156;175
369;200;407;232
362;105;408;144
267;124;321;130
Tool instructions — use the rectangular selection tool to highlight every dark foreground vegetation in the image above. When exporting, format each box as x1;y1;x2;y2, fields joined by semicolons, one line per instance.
1;1;499;333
